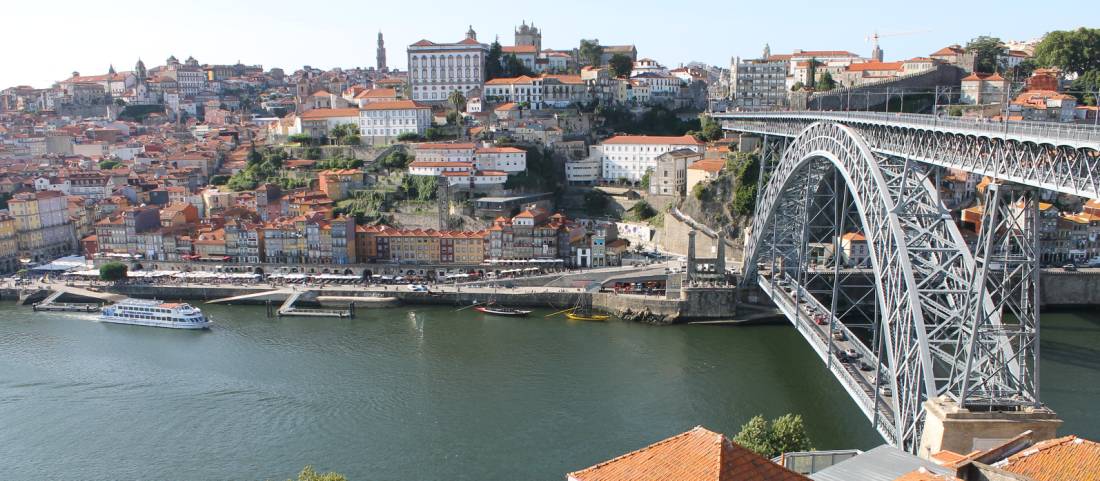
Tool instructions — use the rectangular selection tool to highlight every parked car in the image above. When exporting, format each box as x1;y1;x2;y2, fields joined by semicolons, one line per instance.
814;314;828;325
842;348;860;361
1062;264;1077;272
832;330;847;341
858;361;874;372
879;385;893;397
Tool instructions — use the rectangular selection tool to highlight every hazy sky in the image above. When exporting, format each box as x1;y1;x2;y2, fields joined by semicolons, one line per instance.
2;0;1088;89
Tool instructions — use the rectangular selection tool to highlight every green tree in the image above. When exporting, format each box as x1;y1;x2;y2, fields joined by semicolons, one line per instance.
486;41;504;80
289;465;347;481
1033;28;1100;75
396;132;424;142
733;413;813;458
640;169;652;189
330;123;360;146
380;150;411;170
816;72;837;91
448;90;467;114
629;199;657;220
608;53;634;78
247;145;263;165
99;262;128;282
287;133;312;145
790;81;804;92
0;192;11;210
966;36;1007;73
502;54;534;77
806;58;818;89
579;39;604;67
770;414;813;456
305;146;323;160
98;159;121;170
699;115;722;142
733;415;772;457
1071;70;1100;106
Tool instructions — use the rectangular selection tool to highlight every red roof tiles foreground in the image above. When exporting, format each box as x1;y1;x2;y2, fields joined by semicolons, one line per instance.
995;435;1100;481
567;426;809;481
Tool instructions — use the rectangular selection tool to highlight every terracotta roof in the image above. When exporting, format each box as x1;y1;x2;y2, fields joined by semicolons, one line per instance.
411;39;436;47
299;108;360;119
602;135;702;146
457;37;484;45
502;45;538;54
931;45;965;57
996;435;1100;481
360;100;429;110
848;61;904;72
354;88;397;99
567;426;809;481
475;147;525;154
841;232;866;241
688;159;725;174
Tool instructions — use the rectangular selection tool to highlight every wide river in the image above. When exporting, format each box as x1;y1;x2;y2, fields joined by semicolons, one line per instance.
1;303;1097;481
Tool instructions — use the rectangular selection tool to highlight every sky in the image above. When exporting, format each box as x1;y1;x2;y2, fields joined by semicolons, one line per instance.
2;0;1091;89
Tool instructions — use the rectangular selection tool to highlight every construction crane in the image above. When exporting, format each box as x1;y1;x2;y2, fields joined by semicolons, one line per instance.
865;29;933;61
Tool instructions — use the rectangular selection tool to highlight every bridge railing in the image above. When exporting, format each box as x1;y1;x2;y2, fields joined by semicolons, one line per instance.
717;110;1100;144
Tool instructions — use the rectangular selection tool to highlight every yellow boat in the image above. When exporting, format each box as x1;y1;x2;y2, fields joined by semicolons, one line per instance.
566;311;610;322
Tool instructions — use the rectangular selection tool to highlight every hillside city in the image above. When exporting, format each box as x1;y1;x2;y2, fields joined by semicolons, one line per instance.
2;20;1100;481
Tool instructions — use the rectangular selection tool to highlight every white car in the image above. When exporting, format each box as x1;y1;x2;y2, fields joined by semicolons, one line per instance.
409;284;429;292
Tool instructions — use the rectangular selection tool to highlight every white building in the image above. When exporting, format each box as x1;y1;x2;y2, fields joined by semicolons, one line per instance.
358;100;432;144
407;27;489;102
413;143;476;163
840;232;869;267
443;170;508;187
408;161;475;176
293;108;360;139
565;157;601;185
474;147;526;173
482;74;589;109
597;135;703;182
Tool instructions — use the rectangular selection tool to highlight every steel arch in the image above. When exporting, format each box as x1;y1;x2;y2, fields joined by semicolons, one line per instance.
744;122;1017;452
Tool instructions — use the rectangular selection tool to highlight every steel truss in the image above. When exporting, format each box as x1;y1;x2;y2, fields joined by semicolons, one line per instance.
743;122;1025;452
715;112;1100;199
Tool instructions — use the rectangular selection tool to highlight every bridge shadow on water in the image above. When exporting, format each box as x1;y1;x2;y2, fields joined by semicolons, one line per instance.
1040;339;1100;371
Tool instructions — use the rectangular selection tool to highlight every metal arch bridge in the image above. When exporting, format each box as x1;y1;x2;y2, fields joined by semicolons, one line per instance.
715;110;1100;453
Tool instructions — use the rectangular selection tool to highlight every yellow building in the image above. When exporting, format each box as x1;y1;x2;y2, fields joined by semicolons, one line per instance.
0;213;20;272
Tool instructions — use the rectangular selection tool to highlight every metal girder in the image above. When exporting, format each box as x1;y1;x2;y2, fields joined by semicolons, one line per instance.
743;121;1003;453
953;183;1041;408
715;112;1100;200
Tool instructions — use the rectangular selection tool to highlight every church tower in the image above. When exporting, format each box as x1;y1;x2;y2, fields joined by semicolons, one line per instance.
377;31;387;71
762;44;771;60
135;59;147;82
465;25;477;41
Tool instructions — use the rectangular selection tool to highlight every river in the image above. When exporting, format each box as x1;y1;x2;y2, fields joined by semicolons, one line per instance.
0;303;1097;481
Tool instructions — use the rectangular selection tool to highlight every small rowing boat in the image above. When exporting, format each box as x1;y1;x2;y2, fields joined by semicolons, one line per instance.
565;311;610;322
474;305;532;317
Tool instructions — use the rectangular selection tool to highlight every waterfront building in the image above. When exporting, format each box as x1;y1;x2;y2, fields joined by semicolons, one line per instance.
407;27;489;103
8;190;75;262
357;226;488;264
0;212;19;272
488;209;570;260
596;135;703;183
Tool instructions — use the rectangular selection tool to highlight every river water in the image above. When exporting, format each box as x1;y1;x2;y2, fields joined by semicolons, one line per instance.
0;303;1097;481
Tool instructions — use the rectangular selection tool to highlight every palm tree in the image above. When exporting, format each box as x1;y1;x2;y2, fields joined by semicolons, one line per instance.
448;90;467;114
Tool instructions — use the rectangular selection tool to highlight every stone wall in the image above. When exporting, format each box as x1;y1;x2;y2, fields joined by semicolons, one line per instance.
807;64;966;112
1039;271;1100;306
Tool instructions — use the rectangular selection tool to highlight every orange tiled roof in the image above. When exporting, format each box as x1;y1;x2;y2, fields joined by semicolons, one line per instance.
688;159;725;174
360;100;429;110
567;426;809;481
997;435;1100;481
893;468;963;481
299;108;360;119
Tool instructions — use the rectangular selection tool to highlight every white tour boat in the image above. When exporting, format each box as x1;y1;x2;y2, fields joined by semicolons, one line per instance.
99;298;212;329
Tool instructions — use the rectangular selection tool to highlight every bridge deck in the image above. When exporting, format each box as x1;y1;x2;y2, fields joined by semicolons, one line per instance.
716;110;1100;146
760;274;897;445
